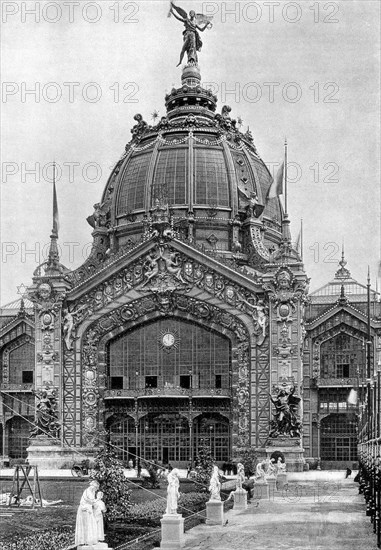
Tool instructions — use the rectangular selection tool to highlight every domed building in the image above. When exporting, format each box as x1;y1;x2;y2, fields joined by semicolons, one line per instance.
1;61;309;470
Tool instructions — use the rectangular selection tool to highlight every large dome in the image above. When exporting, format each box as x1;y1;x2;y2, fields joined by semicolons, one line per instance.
94;64;283;259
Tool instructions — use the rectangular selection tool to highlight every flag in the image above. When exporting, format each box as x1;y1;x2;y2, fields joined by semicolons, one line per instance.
347;389;358;406
267;162;284;200
53;181;60;235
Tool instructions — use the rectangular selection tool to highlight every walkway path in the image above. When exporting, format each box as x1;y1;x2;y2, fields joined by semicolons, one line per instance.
183;477;378;550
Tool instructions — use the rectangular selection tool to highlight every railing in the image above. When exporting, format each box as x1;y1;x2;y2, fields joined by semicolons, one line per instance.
316;377;368;387
1;383;34;392
357;372;381;548
104;387;231;399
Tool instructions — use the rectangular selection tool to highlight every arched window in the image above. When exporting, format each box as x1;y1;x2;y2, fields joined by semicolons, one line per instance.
320;333;365;379
106;319;231;391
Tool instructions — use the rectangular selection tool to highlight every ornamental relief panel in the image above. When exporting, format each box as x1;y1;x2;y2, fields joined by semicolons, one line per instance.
80;293;252;448
65;245;269;350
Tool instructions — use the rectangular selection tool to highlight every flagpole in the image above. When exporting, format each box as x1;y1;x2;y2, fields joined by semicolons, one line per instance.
284;137;288;215
367;266;371;379
301;218;303;261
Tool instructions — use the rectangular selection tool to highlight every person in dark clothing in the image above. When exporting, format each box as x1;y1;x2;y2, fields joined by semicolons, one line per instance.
345;467;352;478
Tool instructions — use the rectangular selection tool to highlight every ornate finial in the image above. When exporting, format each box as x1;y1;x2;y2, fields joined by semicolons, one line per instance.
334;241;351;280
168;2;213;67
337;283;348;305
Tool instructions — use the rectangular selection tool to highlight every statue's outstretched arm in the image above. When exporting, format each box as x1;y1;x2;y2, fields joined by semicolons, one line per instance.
196;23;209;31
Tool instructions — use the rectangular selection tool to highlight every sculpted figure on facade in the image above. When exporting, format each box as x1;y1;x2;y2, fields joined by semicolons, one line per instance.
237;292;268;339
269;385;302;438
30;387;60;439
169;2;213;66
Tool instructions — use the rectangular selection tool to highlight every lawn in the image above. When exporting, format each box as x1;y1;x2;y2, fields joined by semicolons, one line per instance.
0;477;201;547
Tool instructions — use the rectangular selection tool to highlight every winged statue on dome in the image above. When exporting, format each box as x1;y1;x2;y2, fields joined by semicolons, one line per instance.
168;1;213;66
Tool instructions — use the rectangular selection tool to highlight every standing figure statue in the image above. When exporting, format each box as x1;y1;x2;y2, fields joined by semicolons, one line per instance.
93;490;107;543
166;468;180;514
169;2;213;66
209;465;221;501
75;480;100;547
236;463;245;490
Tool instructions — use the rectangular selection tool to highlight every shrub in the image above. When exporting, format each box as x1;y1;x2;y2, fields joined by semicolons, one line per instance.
91;445;132;522
194;445;214;488
240;447;258;477
0;526;74;550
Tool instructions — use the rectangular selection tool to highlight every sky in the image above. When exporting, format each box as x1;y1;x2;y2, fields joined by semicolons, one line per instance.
1;0;380;304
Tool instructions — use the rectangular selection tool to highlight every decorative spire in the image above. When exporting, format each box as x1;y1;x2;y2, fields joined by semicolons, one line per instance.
46;163;62;275
334;241;351;279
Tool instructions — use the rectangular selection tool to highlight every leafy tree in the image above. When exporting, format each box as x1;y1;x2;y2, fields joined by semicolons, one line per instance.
194;445;214;488
239;447;258;477
92;445;132;522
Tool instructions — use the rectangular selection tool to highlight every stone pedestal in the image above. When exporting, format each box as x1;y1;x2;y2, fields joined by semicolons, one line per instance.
265;441;305;472
159;513;184;550
266;476;277;498
276;473;288;490
206;499;224;525
233;488;247;510
27;436;84;469
253;479;269;500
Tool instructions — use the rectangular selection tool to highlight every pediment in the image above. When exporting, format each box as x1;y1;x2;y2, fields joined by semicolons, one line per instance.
64;237;265;334
67;237;262;302
0;317;35;346
306;302;379;335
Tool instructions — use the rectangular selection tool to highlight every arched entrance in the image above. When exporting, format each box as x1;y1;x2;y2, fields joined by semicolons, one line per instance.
107;411;231;467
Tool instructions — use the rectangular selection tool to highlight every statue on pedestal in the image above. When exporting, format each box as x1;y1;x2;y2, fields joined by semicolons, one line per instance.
269;386;302;438
75;480;100;547
255;460;267;481
236;462;245;490
169;2;213;66
209;465;221;501
166;468;180;514
94;491;107;543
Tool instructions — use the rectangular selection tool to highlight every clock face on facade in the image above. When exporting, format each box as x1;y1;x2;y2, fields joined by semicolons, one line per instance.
159;329;179;351
162;332;175;348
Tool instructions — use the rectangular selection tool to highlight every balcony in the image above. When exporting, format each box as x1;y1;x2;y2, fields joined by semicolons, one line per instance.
315;377;368;388
104;387;231;399
1;383;34;392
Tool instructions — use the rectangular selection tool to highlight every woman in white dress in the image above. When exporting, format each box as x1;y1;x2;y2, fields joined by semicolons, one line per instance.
75;480;99;546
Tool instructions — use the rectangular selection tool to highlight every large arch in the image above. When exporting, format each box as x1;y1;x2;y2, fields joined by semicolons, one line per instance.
77;292;253;461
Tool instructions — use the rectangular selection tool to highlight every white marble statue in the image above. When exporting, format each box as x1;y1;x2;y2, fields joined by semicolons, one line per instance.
255;460;267;481
75;480;100;547
166;468;180;514
267;458;277;478
94;490;107;543
236;462;245;490
277;457;287;473
209;465;221;501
